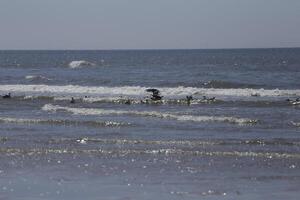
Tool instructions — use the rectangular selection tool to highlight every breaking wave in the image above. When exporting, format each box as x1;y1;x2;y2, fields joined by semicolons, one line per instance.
53;137;300;147
0;117;128;127
1;147;299;159
25;75;52;81
42;104;258;125
68;60;96;69
54;96;218;105
0;84;299;99
291;121;300;127
202;80;262;89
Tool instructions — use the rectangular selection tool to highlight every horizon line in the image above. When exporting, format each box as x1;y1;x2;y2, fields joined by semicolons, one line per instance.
0;47;300;51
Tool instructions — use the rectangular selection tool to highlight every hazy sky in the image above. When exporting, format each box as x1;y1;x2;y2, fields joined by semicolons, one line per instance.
1;0;300;49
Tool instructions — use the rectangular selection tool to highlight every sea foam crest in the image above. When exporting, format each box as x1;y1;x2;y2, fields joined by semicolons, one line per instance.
291;121;300;127
3;148;299;159
25;75;51;81
42;104;258;125
68;60;96;69
0;84;300;99
0;117;126;127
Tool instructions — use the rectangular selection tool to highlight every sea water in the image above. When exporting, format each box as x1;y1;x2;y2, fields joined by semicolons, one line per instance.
0;49;300;199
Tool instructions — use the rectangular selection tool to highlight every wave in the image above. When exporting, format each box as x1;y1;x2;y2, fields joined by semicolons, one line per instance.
0;84;299;99
16;95;293;108
3;95;290;108
42;104;258;125
52;138;300;147
0;95;218;106
1;147;299;159
202;80;262;89
291;121;300;127
25;75;52;81
23;95;54;100
54;96;218;105
68;60;96;69
0;117;128;127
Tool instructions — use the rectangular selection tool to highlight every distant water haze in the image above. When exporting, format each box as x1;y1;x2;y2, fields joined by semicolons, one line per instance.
0;0;300;49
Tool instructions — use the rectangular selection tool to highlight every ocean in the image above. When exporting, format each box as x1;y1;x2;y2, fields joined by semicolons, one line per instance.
0;49;300;199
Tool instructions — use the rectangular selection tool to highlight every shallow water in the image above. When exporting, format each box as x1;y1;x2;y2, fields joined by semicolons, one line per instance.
0;49;300;199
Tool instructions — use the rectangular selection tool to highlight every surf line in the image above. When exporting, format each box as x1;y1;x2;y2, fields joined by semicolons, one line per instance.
0;84;300;98
42;104;258;125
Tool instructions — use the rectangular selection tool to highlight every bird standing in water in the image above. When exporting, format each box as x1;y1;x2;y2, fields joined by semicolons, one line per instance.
2;93;11;99
186;95;193;105
146;88;163;101
70;97;75;104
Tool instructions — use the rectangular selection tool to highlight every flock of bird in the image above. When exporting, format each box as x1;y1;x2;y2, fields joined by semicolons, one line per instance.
287;98;300;105
0;89;212;105
2;93;11;99
2;89;300;105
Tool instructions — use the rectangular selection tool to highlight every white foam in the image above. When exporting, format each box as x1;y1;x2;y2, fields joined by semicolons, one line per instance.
0;117;126;127
42;104;257;125
25;75;36;79
291;121;300;127
25;75;51;81
0;84;299;99
0;117;43;124
54;96;121;103
3;148;299;159
68;60;96;68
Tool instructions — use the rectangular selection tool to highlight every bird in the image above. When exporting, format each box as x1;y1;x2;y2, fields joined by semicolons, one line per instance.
146;88;163;101
70;97;75;104
2;93;11;99
186;95;193;105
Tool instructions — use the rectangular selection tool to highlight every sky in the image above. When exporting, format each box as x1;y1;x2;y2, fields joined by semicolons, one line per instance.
0;0;300;50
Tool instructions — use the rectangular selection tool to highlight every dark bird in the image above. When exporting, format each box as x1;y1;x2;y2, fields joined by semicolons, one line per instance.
186;95;193;105
146;88;161;96
151;95;163;101
70;97;75;104
186;95;193;101
202;96;215;101
124;99;131;105
2;93;11;99
146;88;163;101
209;97;216;101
